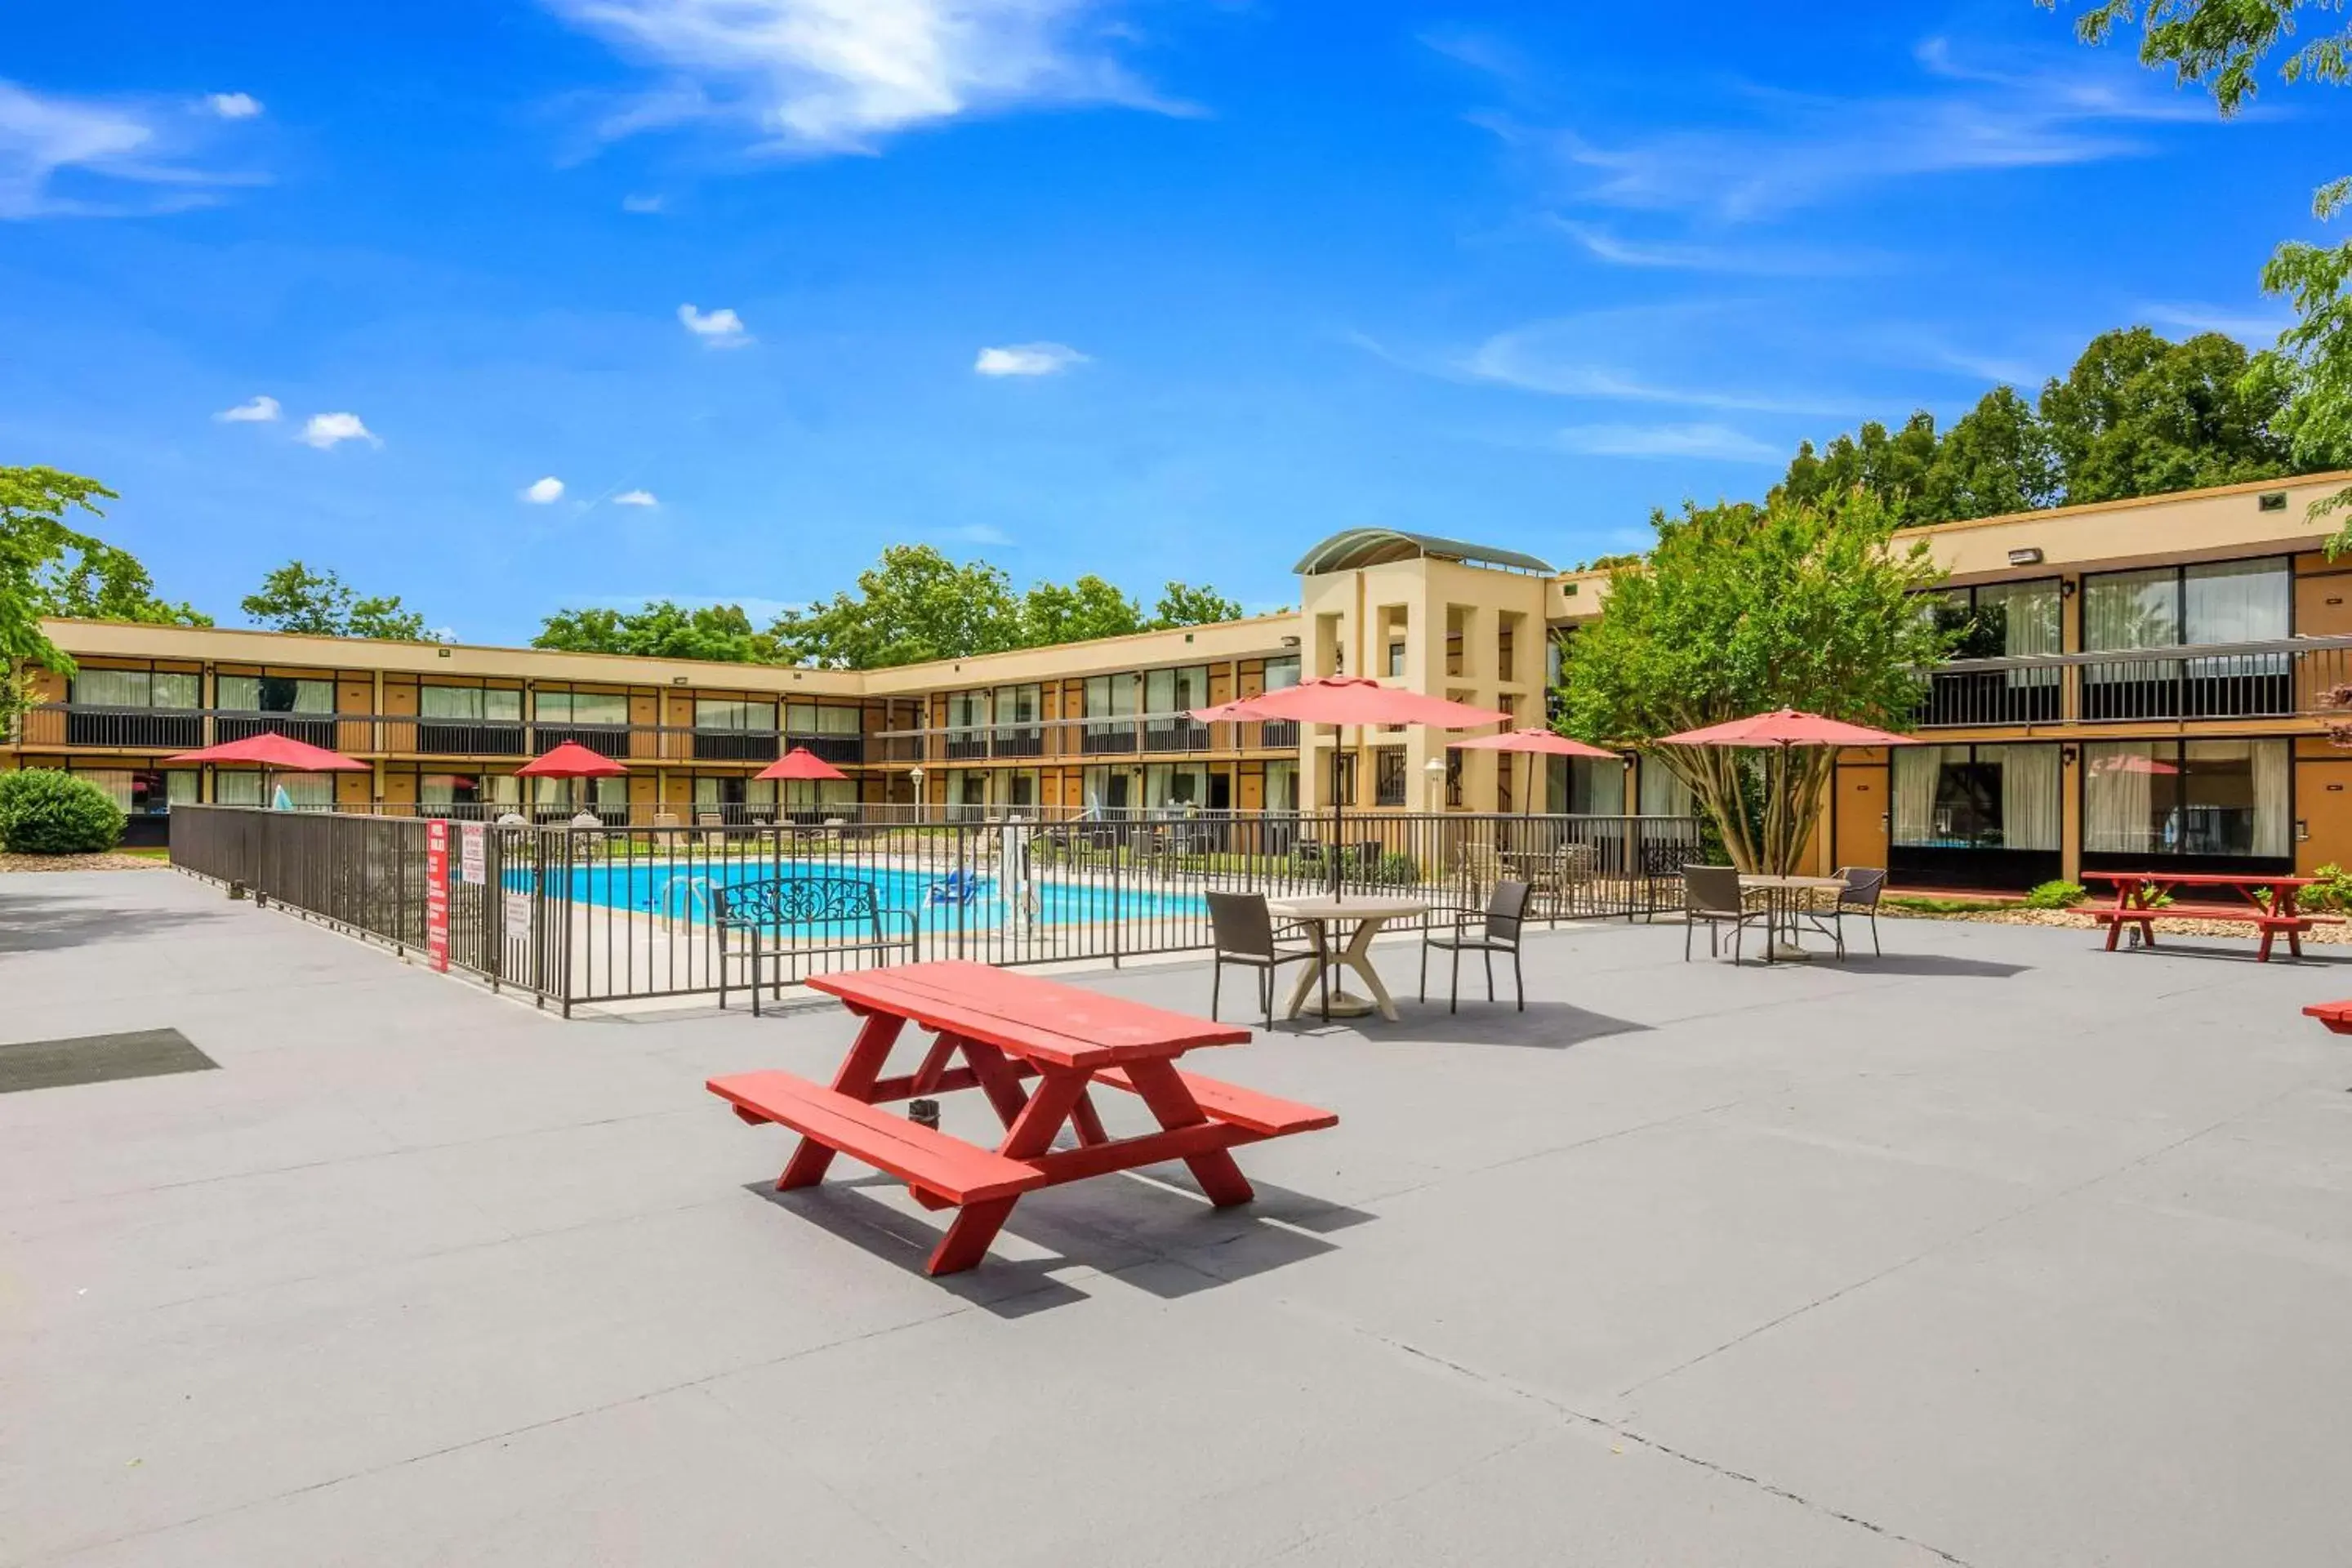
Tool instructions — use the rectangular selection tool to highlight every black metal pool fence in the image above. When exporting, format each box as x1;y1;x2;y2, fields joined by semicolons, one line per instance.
168;805;1702;1015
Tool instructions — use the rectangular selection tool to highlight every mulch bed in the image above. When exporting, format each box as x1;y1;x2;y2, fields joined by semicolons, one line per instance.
1878;903;2352;946
0;853;167;874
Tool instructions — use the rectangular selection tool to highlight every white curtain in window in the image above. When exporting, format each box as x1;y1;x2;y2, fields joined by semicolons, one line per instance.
2082;569;2178;651
1568;756;1628;815
1891;746;1948;846
421;685;479;719
215;770;263;805
74;768;135;809
2251;739;2291;858
2084;743;2159;853
787;702;862;736
1989;743;2061;852
70;670;147;706
1637;760;1695;817
1264;657;1302;692
276;774;332;808
1979;581;2061;697
165;770;199;805
289;681;333;715
2184;559;2289;646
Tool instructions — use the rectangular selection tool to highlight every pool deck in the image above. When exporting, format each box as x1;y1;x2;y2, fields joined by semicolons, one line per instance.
5;868;2352;1566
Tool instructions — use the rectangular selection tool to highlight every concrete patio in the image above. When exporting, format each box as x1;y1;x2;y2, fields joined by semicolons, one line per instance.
4;868;2350;1566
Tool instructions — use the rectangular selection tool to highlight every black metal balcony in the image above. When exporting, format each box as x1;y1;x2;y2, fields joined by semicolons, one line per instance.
530;723;631;759
991;727;1045;758
216;711;339;749
787;732;864;764
1143;720;1211;753
1081;723;1137;755
693;728;781;761
54;706;204;750
414;721;528;756
943;730;990;760
1259;719;1299;748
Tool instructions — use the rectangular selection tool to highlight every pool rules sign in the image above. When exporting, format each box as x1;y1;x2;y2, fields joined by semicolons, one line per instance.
425;820;450;973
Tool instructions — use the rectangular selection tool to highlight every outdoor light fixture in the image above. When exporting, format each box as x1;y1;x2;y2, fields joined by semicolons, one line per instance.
2060;580;2078;597
2007;547;2043;567
2061;746;2078;764
670;675;688;685
1280;635;1300;648
437;647;452;658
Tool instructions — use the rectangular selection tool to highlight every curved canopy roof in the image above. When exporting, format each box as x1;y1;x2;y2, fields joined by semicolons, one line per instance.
1292;528;1555;577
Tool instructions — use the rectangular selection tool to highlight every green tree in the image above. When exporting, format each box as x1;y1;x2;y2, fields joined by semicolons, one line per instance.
1918;385;2060;522
768;545;1023;668
242;560;431;641
38;542;212;627
2038;327;2292;502
533;600;778;662
1773;412;1941;519
1556;488;1948;874
1021;575;1146;645
2046;2;2352;523
1149;581;1245;627
2;467;116;719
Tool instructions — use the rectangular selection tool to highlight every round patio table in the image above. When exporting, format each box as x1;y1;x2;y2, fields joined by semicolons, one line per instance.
1736;874;1847;963
1264;895;1429;1020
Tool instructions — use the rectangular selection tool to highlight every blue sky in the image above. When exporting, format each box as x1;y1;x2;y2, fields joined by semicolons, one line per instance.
2;1;2345;645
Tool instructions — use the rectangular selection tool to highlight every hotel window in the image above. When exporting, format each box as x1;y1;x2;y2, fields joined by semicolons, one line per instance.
421;685;523;722
1082;765;1135;812
69;767;197;817
1638;760;1695;818
421;773;520;808
1443;748;1462;808
2082;559;2292;719
1374;747;1407;807
1557;755;1627;815
1891;744;2061;852
693;698;777;732
1918;580;2061;724
1263;656;1302;692
215;771;330;808
1263;760;1301;813
69;669;199;709
2084;740;2291;862
218;675;332;714
786;702;861;737
1145;764;1209;808
533;689;627;725
1143;666;1209;715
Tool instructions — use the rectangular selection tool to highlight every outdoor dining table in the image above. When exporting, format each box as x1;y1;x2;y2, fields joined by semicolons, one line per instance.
707;960;1337;1275
1737;873;1848;964
1263;895;1429;1021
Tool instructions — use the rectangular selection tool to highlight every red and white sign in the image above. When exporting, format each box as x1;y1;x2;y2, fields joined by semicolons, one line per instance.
425;820;450;973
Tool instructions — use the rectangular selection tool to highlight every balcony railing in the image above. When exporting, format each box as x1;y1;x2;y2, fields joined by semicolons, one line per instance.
942;729;991;760
1259;719;1300;748
1916;634;2352;728
5;706;871;765
1081;723;1138;755
1143;719;1211;753
991;726;1045;758
789;733;864;764
691;728;781;762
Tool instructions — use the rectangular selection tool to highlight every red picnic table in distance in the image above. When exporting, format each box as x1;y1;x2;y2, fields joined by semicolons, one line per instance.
2080;871;2339;964
708;960;1339;1276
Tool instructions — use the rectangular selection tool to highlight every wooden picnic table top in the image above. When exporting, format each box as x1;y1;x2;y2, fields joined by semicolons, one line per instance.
805;960;1250;1071
1264;895;1430;922
2081;871;2321;888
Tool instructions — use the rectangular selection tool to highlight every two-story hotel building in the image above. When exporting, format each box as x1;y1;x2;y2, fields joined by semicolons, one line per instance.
9;468;2352;892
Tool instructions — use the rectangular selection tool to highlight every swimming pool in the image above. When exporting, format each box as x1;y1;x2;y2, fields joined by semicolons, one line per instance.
550;858;1209;934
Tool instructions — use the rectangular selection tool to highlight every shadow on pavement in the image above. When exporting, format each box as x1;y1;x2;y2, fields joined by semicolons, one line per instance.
0;893;227;955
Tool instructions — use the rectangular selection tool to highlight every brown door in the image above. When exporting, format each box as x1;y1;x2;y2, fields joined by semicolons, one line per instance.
1834;759;1889;871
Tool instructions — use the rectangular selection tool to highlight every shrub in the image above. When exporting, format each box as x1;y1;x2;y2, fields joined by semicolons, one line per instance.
2305;863;2352;914
0;768;127;855
2023;880;2088;910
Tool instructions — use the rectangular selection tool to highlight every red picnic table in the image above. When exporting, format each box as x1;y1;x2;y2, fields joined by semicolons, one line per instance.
2081;871;2339;963
708;960;1339;1276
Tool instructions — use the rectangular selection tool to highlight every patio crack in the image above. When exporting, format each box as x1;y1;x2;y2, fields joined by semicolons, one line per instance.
1279;1310;1974;1567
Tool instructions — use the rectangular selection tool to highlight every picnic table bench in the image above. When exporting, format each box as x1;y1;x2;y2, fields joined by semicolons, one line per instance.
2081;871;2339;963
708;960;1337;1275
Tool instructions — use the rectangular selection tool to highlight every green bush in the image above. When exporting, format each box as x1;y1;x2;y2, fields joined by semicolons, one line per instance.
2304;863;2352;914
0;768;127;855
2022;880;2088;910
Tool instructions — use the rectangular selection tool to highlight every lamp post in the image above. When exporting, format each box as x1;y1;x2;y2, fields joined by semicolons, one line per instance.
1423;755;1446;813
908;766;926;824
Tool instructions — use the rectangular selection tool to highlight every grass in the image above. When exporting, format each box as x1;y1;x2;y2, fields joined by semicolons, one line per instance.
119;847;172;862
1884;894;2018;915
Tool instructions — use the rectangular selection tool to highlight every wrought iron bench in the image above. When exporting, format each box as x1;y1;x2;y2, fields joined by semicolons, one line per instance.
711;877;919;1014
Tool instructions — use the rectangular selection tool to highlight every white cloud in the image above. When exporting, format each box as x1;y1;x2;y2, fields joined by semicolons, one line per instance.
1557;422;1781;463
541;0;1189;155
0;81;259;219
2140;301;2293;344
300;412;379;449
613;488;659;506
214;394;280;423
974;341;1086;377
204;92;264;120
941;523;1013;546
1550;219;1874;277
1463;315;1846;414
677;301;749;345
523;475;567;504
1476;36;2224;225
621;192;666;212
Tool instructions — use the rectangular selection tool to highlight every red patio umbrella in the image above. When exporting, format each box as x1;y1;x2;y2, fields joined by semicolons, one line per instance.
1194;676;1512;893
164;730;368;813
515;740;629;779
755;746;849;782
1192;675;1510;730
1450;727;1621;815
517;740;628;818
163;732;369;771
1655;708;1916;749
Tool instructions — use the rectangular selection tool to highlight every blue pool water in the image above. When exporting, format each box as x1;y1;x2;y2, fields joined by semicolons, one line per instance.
547;859;1206;933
